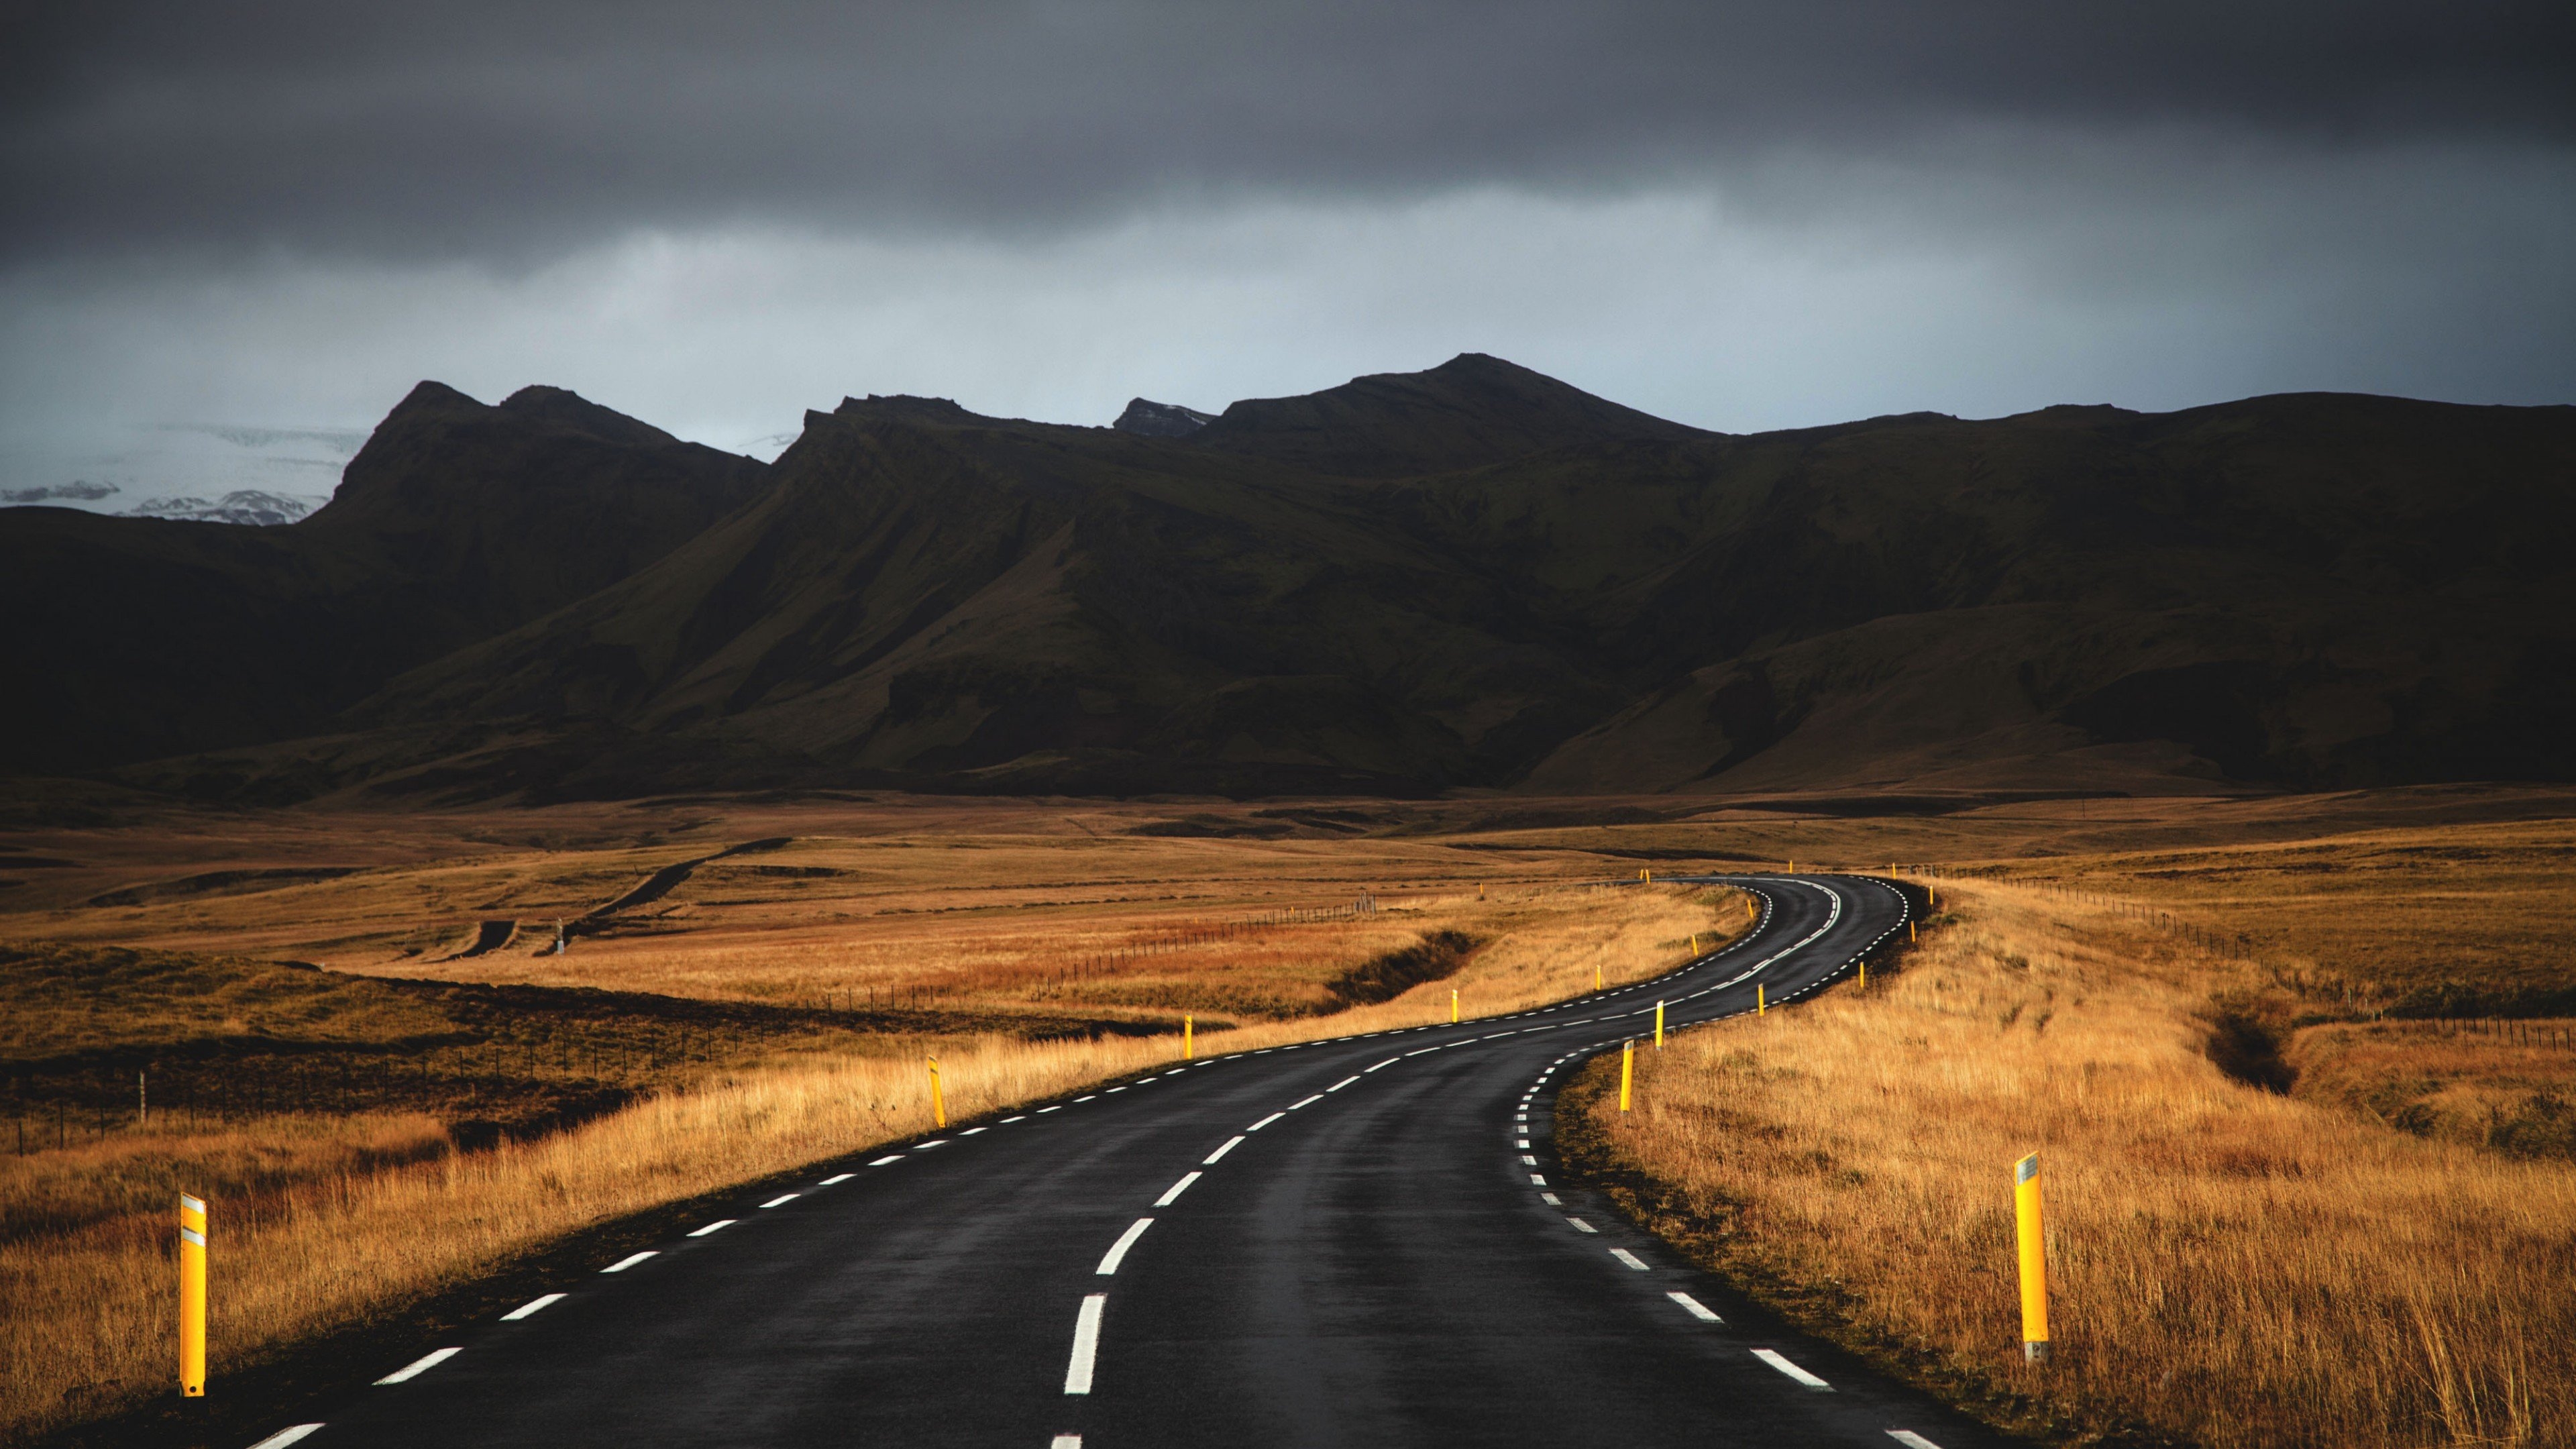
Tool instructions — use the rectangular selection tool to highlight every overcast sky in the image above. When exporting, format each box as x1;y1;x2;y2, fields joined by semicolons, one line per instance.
4;1;2571;504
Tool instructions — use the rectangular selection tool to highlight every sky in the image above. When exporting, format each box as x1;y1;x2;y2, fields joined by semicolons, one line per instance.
3;1;2572;509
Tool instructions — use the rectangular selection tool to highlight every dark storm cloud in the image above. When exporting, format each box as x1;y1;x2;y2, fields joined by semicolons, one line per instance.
5;1;2571;264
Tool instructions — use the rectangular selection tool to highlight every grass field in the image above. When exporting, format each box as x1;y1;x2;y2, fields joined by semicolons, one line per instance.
7;782;2575;1445
1570;833;2576;1448
0;793;1740;1444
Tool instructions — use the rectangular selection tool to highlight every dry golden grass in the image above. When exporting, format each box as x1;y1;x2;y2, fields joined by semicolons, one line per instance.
1580;877;2576;1448
1;879;1734;1442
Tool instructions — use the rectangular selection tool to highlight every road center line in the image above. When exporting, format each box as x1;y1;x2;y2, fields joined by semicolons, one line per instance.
500;1293;565;1321
1064;1295;1108;1395
1203;1135;1246;1163
688;1219;736;1237
1326;1075;1360;1091
870;1155;905;1165
600;1252;656;1273
1610;1248;1650;1271
1668;1291;1721;1322
1886;1433;1945;1448
1567;1217;1595;1232
374;1347;461;1385
1365;1057;1399;1071
760;1193;798;1208
247;1427;325;1449
818;1173;854;1185
1288;1093;1325;1110
1095;1218;1155;1275
1154;1172;1202;1206
1754;1348;1833;1389
1246;1112;1285;1131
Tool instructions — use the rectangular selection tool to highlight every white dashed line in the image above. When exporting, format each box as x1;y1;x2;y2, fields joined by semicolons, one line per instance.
374;1347;461;1385
1610;1248;1650;1271
1754;1348;1832;1389
600;1252;657;1273
1075;1095;1097;1102
760;1193;798;1209
1095;1218;1155;1275
1204;1135;1246;1163
247;1426;325;1449
1886;1434;1945;1449
1064;1295;1107;1394
1155;1172;1202;1206
1105;1087;1126;1093
1247;1112;1285;1132
1540;1193;1562;1205
688;1220;736;1237
1289;1094;1325;1110
1530;1173;1548;1186
914;1140;949;1150
1326;1075;1360;1092
1037;1106;1062;1114
1052;1436;1083;1449
1515;1139;1530;1149
1567;1217;1597;1232
1366;1057;1400;1071
500;1293;565;1320
1002;1115;1028;1123
961;1126;988;1135
819;1173;854;1185
871;1155;905;1165
1668;1291;1721;1322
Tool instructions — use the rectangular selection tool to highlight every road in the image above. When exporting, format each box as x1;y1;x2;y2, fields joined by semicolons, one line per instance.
248;875;2006;1449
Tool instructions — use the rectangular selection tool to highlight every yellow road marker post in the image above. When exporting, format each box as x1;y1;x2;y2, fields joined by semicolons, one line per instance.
927;1057;947;1129
1689;932;1699;955
179;1193;207;1397
2015;1152;2051;1363
1910;920;1917;943
1594;964;1602;991
1619;1040;1634;1112
1183;1015;1194;1060
1756;983;1766;1016
1450;989;1459;1024
1858;957;1866;988
1654;1000;1664;1047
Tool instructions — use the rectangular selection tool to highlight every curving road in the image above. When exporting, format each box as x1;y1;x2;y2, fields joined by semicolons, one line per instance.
248;875;2004;1449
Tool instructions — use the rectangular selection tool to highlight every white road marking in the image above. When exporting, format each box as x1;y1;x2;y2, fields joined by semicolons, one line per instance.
1754;1348;1832;1389
1610;1248;1650;1271
1106;1087;1126;1093
819;1173;854;1185
1405;1046;1442;1057
1003;1115;1028;1123
1327;1075;1360;1091
1521;1155;1538;1165
500;1293;566;1320
1540;1192;1562;1205
1515;1114;1528;1122
1531;1173;1548;1186
1074;1095;1097;1102
961;1126;988;1135
600;1252;656;1273
1289;1094;1325;1110
761;1193;798;1208
871;1155;905;1165
374;1347;461;1384
1567;1217;1597;1232
1366;1057;1400;1071
1515;1139;1530;1149
1247;1112;1285;1131
1155;1172;1203;1206
1096;1218;1155;1275
1064;1294;1108;1394
1204;1135;1246;1163
916;1139;951;1150
247;1426;325;1448
1886;1434;1944;1449
1668;1291;1721;1322
689;1220;736;1237
1053;1437;1083;1449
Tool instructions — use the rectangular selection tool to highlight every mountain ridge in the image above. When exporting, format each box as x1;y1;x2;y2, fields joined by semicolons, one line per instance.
7;359;2571;803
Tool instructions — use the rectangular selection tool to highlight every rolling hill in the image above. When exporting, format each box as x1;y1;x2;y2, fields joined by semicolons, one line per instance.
7;355;2571;802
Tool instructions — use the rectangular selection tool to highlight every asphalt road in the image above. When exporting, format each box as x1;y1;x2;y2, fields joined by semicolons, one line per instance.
250;875;2008;1449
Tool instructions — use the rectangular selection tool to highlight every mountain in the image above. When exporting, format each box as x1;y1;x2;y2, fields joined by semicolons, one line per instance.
1112;399;1216;437
7;358;2572;802
121;490;321;526
0;384;769;776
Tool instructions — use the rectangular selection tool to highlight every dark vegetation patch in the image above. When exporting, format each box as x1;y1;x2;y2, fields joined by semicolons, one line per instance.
2203;1005;2296;1093
1326;930;1481;1008
85;867;363;908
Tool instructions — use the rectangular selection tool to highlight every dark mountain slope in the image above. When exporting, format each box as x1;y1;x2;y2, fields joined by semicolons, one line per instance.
1195;352;1705;478
1;384;769;774
13;359;2573;802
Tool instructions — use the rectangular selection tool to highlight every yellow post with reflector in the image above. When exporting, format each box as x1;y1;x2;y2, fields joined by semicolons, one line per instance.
1594;965;1602;991
927;1057;947;1129
1757;983;1766;1016
1183;1014;1194;1059
179;1193;207;1397
1858;957;1866;988
1910;920;1917;942
1654;1000;1664;1047
1619;1040;1634;1112
2015;1152;2050;1363
1689;932;1699;955
1450;989;1459;1024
